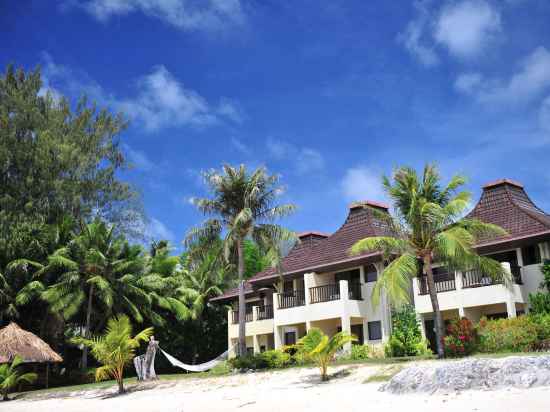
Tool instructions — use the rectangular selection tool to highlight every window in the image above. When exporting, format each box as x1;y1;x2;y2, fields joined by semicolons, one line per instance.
284;331;296;345
260;345;266;353
522;244;541;266
246;347;254;355
365;264;377;283
367;321;382;341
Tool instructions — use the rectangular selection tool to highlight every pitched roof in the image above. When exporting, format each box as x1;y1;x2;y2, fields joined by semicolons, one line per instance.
211;201;390;301
468;179;550;246
0;323;63;364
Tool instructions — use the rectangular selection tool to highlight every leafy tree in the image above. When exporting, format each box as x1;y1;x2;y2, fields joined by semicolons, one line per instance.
243;240;270;278
351;165;507;358
0;64;141;252
0;355;37;401
187;165;296;356
72;315;153;394
385;305;425;357
297;328;356;381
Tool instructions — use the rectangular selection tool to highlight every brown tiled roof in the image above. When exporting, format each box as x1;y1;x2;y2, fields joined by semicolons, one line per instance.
468;179;550;246
211;201;391;301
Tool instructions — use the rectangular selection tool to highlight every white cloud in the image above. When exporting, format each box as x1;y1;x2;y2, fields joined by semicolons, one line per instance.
40;55;241;132
341;167;385;203
117;65;219;131
539;96;550;132
217;98;244;124
124;144;154;171
73;0;244;31
455;47;550;105
147;217;175;241
454;72;483;94
230;137;251;154
397;0;439;67
434;0;501;59
266;138;325;175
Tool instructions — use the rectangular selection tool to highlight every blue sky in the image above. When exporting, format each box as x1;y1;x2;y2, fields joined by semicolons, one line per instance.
3;0;550;248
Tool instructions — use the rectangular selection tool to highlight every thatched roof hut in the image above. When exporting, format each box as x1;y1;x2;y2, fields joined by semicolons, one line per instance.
0;322;62;364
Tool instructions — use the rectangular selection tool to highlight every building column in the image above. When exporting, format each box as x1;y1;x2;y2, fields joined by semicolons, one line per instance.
458;306;465;318
274;325;283;349
253;335;260;354
506;300;517;318
339;280;352;352
417;313;426;339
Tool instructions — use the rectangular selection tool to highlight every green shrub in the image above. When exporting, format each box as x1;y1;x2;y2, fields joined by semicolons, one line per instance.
530;313;550;341
261;350;292;368
529;292;550;315
349;344;370;360
443;318;477;357
385;305;425;357
477;316;539;353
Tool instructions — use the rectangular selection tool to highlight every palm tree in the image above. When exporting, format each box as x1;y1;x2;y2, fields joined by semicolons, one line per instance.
0;355;37;401
298;328;356;381
351;165;507;358
42;219;152;369
187;165;297;356
72;315;153;394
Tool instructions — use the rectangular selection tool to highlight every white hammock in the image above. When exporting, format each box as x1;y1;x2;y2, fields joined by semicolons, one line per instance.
160;346;234;373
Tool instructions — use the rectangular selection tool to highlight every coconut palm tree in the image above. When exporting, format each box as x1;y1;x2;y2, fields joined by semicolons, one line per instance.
298;328;356;381
42;219;153;369
0;355;37;401
350;165;507;358
72;315;153;395
187;165;297;356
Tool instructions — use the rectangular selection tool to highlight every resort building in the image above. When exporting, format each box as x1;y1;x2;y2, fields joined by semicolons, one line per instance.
212;179;550;356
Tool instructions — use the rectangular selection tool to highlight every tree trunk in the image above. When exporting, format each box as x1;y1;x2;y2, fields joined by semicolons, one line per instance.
117;377;124;394
237;238;247;357
82;284;94;370
424;254;445;359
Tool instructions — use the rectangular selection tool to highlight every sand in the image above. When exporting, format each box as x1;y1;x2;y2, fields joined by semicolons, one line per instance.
4;362;550;412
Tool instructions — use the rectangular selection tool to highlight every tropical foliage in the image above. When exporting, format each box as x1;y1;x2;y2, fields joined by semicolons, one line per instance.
350;164;507;358
0;355;37;401
384;305;428;357
187;164;297;356
72;315;153;394
528;260;550;315
297;328;356;381
443;318;477;357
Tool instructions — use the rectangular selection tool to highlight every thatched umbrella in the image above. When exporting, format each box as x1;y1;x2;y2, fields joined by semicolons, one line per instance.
0;323;62;388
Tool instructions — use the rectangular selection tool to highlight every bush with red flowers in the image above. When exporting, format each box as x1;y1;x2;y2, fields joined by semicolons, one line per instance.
443;317;477;357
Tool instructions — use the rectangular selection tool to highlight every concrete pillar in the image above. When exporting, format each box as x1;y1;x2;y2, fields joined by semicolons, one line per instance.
341;315;352;352
274;325;283;349
362;318;369;344
304;273;313;306
506;300;517;318
340;280;352;351
417;313;426;339
458;306;465;318
253;335;260;354
516;248;524;267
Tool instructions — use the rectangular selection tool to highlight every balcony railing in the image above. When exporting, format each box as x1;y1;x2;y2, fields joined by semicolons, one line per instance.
231;310;254;323
277;289;306;309
418;272;456;295
256;305;274;320
310;284;340;304
462;265;523;288
348;282;363;300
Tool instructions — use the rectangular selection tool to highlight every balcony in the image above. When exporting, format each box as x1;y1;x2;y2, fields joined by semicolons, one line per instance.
309;283;363;303
277;289;305;309
231;310;254;324
256;305;274;320
418;272;456;295
462;265;522;288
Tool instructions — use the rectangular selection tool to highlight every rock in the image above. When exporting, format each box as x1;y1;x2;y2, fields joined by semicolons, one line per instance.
382;355;550;394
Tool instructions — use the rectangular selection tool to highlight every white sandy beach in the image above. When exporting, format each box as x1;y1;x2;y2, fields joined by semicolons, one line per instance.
4;362;550;412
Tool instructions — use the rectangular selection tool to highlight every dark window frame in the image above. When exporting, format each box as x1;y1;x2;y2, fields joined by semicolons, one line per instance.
367;321;382;341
